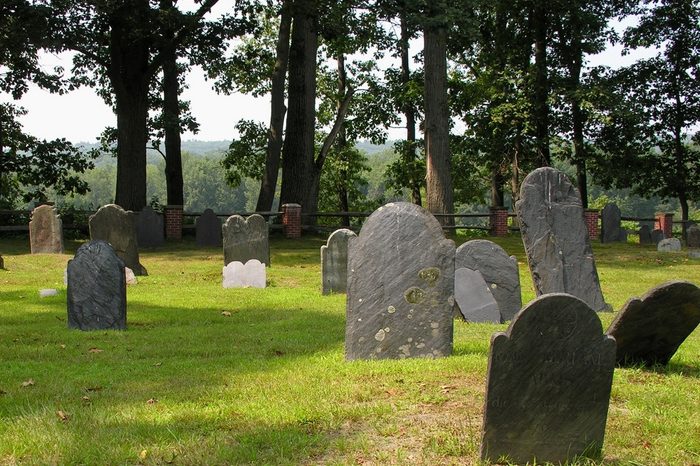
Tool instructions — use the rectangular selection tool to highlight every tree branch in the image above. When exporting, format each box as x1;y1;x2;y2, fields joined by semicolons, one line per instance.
315;86;355;170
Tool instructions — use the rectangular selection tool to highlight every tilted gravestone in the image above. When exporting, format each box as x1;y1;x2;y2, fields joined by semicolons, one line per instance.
222;259;266;288
454;268;500;323
222;214;270;266
67;240;126;330
657;237;681;252
29;204;64;254
516;167;610;312
686;225;700;248
136;205;164;248
651;228;665;245
480;293;616;464
606;281;700;366
196;209;222;247
89;204;147;275
455;239;521;322
638;225;652;245
345;202;455;360
321;228;356;294
600;203;627;243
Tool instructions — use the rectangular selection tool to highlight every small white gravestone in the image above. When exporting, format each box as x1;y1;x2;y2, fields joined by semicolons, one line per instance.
454;268;501;323
125;267;138;285
223;259;266;288
39;288;58;298
658;238;682;252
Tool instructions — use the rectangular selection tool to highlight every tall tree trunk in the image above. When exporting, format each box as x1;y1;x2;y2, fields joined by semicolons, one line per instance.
490;164;505;207
256;0;292;212
280;0;317;212
336;54;351;227
532;3;551;167
424;19;454;227
400;12;421;206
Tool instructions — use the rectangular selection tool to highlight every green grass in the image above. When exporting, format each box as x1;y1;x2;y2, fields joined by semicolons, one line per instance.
1;233;699;465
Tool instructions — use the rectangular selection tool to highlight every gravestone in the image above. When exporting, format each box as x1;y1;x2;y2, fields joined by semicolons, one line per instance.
455;239;521;322
196;209;222;247
686;225;700;248
600;203;627;243
480;293;616;464
454;268;500;323
657;238;681;252
638;225;652;245
345;202;455;360
516;167;609;312
136;205;164;248
89;204;147;275
222;214;270;266
222;259;266;288
321;228;356;294
0;255;4;269
29;204;64;254
651;228;665;245
67;240;126;330
606;281;700;366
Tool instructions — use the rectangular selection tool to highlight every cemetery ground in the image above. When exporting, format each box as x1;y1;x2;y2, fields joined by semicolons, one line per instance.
1;234;699;466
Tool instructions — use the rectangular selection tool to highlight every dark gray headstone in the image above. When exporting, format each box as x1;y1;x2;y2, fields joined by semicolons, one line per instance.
639;225;652;245
0;254;4;269
222;214;270;266
321;228;356;294
136;206;164;248
454;268;500;323
606;281;700;366
455;239;521;322
481;293;616;464
195;209;222;247
686;225;700;248
516;167;609;312
29;204;64;254
89;204;147;275
651;228;665;245
67;240;127;331
600;203;627;243
345;202;455;360
657;237;681;252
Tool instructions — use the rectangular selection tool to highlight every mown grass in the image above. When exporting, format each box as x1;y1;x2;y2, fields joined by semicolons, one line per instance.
0;233;699;465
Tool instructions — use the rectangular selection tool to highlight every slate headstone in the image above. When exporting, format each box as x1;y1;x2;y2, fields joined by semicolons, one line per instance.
321;228;356;294
0;255;4;269
195;209;222;247
222;214;270;266
516;167;610;312
29;204;64;254
686;225;700;248
481;293;616;464
455;239;521;322
606;281;700;366
600;203;627;243
89;204;147;275
657;238;681;252
222;259;266;288
638;225;652;245
454;268;500;323
651;228;665;245
67;240;126;330
136;206;164;248
345;202;455;360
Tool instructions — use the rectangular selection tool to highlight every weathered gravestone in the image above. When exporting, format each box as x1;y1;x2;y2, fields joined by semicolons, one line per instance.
454;268;500;323
89;204;147;275
657;237;681;252
638;225;652;245
29;204;64;254
606;281;700;366
195;209;222;247
67;240;126;330
686;224;700;248
600;203;627;243
222;259;266;288
516;167;610;312
321;228;356;294
651;228;665;245
480;293;616;464
455;240;521;322
345;202;455;360
0;254;4;269
223;214;270;266
136;205;164;248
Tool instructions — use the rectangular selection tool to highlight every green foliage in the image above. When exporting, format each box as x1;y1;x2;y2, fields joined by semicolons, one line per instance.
318;145;373;214
221;119;268;188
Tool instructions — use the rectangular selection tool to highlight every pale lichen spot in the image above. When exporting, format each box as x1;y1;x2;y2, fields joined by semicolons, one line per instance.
387;305;396;314
404;287;425;304
432;329;440;337
430;322;439;329
358;298;363;303
447;296;455;306
384;327;390;333
374;329;386;341
418;267;440;286
416;342;426;349
399;344;411;357
407;337;413;343
491;283;498;289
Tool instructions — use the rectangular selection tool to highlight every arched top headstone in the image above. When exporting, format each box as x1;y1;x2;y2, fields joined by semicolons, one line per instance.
321;228;356;295
29;204;64;254
195;209;222;247
89;204;147;275
222;214;270;266
136;205;164;248
222;259;266;288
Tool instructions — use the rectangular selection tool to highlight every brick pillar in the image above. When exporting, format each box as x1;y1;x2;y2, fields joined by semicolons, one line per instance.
489;207;509;237
655;212;674;238
164;205;183;240
282;203;302;238
584;209;599;241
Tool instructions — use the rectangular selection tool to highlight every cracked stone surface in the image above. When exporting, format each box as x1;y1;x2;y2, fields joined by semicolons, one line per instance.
89;204;147;275
222;214;270;266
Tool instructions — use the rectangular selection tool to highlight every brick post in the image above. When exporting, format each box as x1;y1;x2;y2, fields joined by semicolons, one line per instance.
164;205;183;240
489;207;509;237
584;209;599;241
282;203;302;238
655;212;674;238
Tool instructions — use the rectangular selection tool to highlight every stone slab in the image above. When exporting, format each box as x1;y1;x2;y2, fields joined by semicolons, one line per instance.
686;225;700;248
345;202;455;360
195;209;222;247
606;281;700;366
657;238;681;252
321;228;356;294
29;204;64;254
651;229;665;245
454;268;500;323
39;288;58;298
481;293;616;464
638;225;652;245
222;259;266;288
136;205;165;248
0;255;4;269
600;203;627;243
516;167;609;312
222;214;270;266
89;204;147;275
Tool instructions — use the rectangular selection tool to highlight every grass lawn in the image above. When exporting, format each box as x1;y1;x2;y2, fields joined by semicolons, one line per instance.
1;233;699;465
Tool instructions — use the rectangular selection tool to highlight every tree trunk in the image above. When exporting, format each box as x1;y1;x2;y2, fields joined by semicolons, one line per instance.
424;21;454;226
256;0;292;212
490;164;505;207
336;54;351;227
401;12;421;206
532;3;551;167
280;0;317;212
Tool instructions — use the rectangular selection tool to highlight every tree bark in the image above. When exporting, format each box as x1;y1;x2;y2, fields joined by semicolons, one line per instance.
256;0;292;212
532;3;551;167
336;54;351;227
400;12;421;206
